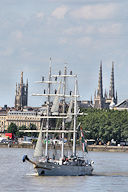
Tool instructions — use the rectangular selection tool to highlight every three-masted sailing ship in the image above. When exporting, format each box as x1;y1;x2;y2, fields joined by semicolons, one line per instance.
23;63;94;176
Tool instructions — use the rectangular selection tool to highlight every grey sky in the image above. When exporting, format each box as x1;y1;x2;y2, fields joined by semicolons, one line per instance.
0;0;127;107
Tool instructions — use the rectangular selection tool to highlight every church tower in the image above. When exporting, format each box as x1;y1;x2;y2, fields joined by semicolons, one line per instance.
94;61;105;109
109;62;117;104
94;61;118;109
15;72;28;110
97;62;103;98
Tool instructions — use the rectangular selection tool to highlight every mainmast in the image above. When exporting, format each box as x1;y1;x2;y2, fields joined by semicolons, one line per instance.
61;66;67;159
45;60;52;157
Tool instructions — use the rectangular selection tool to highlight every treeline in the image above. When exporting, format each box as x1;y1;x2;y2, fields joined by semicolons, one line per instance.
7;123;37;138
78;108;128;144
7;109;128;144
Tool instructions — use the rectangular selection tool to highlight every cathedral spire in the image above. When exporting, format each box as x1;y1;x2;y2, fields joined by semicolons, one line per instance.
109;62;115;99
16;83;17;95
97;61;103;98
91;95;93;104
26;78;28;86
104;89;107;99
26;79;28;106
116;90;118;103
20;72;23;84
94;90;96;99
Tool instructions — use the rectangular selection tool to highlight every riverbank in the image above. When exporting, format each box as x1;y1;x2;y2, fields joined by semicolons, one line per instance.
88;145;128;152
0;143;128;152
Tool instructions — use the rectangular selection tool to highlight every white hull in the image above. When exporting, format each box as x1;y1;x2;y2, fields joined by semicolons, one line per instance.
35;162;93;176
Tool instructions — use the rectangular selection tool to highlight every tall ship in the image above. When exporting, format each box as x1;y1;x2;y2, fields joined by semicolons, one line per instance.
23;63;94;176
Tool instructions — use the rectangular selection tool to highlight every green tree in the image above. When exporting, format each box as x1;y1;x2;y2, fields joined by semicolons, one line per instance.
29;123;37;137
78;108;128;144
7;123;18;136
17;125;27;138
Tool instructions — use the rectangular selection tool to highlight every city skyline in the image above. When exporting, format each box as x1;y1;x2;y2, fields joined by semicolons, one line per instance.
0;0;127;107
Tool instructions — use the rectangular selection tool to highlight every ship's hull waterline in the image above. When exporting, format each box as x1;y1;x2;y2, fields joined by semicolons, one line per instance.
35;162;93;176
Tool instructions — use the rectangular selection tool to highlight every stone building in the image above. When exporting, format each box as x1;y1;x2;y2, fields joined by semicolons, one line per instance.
0;109;8;132
114;99;128;111
77;100;93;109
6;110;41;130
15;72;28;110
0;105;10;132
94;61;117;109
0;107;42;132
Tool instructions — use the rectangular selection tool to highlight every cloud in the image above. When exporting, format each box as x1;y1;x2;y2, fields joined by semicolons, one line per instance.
51;5;69;19
98;23;121;35
63;22;122;38
70;3;119;20
76;36;92;46
64;27;83;35
11;30;23;41
36;12;44;20
0;47;14;56
21;48;33;57
15;31;23;40
59;37;68;44
64;25;96;36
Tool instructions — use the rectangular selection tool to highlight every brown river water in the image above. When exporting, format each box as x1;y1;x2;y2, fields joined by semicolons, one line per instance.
0;148;128;192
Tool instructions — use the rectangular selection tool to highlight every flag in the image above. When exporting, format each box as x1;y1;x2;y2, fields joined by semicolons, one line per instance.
80;127;88;153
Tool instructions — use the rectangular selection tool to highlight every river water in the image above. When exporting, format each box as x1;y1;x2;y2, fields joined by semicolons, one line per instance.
0;148;128;192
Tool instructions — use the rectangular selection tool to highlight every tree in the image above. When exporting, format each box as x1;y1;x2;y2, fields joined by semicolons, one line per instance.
17;125;27;138
78;108;128;144
7;123;18;136
29;123;37;137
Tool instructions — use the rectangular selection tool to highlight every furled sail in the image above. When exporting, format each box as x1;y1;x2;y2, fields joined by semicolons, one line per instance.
34;126;43;157
75;79;80;114
66;99;73;123
51;82;61;113
76;101;80;114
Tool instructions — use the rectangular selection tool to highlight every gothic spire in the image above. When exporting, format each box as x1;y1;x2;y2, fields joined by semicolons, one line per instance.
94;90;96;99
97;61;103;98
104;89;107;99
116;90;118;103
26;78;28;86
16;82;17;95
20;72;23;84
109;62;115;99
91;95;93;104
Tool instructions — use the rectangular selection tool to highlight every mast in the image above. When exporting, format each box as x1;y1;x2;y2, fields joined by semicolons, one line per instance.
61;66;67;159
73;77;77;156
45;59;52;157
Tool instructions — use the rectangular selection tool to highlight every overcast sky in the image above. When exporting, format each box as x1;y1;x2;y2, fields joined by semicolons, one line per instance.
0;0;127;107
